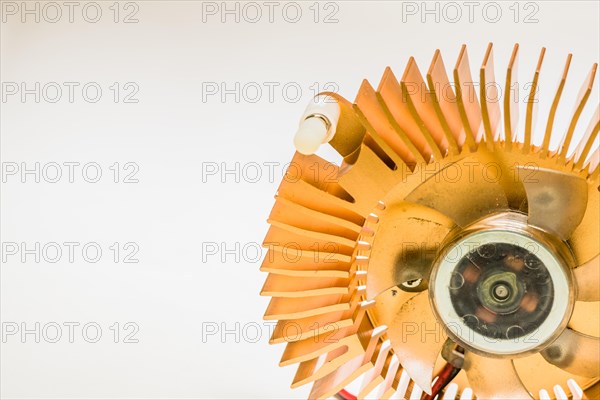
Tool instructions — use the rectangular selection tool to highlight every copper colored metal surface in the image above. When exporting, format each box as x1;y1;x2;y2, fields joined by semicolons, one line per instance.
260;44;599;399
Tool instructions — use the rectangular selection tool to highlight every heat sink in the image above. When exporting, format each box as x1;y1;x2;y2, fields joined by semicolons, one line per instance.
260;43;599;400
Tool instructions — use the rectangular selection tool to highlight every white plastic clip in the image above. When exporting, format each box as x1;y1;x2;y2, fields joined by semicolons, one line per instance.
293;95;340;155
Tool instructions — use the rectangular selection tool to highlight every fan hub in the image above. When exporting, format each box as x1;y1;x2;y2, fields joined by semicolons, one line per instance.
479;270;524;312
430;212;576;358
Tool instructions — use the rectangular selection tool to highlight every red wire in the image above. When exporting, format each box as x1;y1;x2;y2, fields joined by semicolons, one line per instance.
336;363;458;400
336;389;357;400
422;363;460;400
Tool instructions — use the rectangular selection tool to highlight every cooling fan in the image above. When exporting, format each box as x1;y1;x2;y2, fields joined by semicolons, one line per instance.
260;43;599;400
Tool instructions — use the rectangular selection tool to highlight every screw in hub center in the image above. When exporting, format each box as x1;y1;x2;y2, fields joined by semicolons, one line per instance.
493;283;510;301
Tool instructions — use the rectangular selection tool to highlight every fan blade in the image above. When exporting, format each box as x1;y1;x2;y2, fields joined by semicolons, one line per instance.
465;353;533;399
365;202;455;299
387;291;446;395
574;255;600;301
570;178;599;263
515;166;588;240
541;328;600;377
569;301;600;337
405;156;509;227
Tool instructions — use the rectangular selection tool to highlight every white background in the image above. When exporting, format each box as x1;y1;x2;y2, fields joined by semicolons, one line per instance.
1;1;599;398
